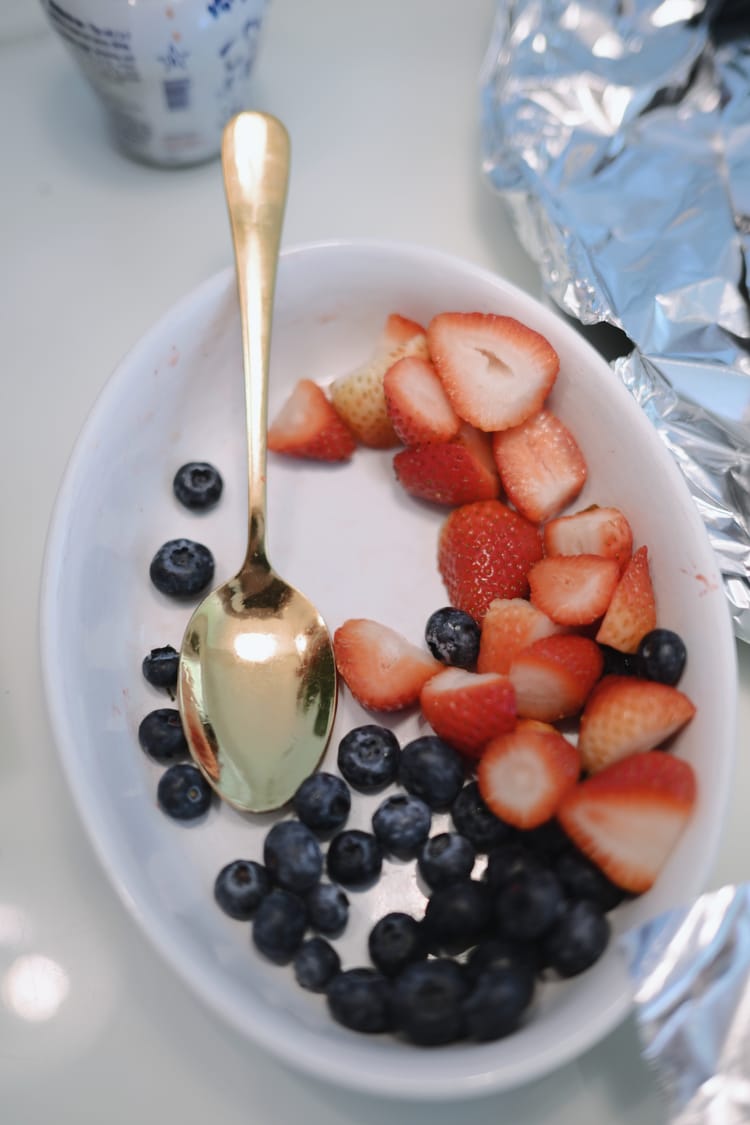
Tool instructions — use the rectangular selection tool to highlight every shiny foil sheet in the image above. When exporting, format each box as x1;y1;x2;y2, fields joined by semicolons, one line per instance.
479;0;750;641
621;884;750;1123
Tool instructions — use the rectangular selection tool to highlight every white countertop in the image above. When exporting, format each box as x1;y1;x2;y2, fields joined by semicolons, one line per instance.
3;2;749;1122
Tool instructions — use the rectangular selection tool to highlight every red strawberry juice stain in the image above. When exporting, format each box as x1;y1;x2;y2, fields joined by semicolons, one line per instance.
680;568;718;596
167;347;180;367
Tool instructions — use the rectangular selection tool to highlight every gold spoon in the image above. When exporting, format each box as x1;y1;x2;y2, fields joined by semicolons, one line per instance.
178;112;337;812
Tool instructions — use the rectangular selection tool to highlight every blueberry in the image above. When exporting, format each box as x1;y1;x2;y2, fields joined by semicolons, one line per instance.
294;937;341;992
306;882;349;936
495;867;565;942
368;912;426;977
372;793;432;858
149;538;214;599
292;772;351;834
399;736;465;810
465;937;537;987
451;781;512;852
138;708;189;764
214;859;271;920
173;462;223;510
418;832;476;890
542;899;611;977
326;830;382;888
391;959;468;1046
638;628;687;686
484;841;542;891
326;968;393;1034
555;848;625;913
423;879;493;953
157;763;212;820
599;644;644;678
252;888;308;965
521;819;571;862
463;966;535;1041
336;725;400;792
425;607;481;668
142;645;179;691
263;820;323;894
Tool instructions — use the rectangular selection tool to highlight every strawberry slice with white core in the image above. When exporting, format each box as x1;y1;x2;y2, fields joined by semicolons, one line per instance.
427;312;559;432
529;554;620;627
393;424;500;506
268;379;357;461
381;313;426;349
557;751;697;893
419;667;516;759
543;505;633;573
509;634;603;721
477;727;580;829
383;354;461;445
333;618;441;712
491;409;587;523
330;331;429;449
477;598;562;676
578;675;697;773
596;545;657;653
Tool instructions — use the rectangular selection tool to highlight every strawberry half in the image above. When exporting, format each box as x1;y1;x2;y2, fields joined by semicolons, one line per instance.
427;312;559;432
596;545;657;653
557;751;697;893
543;505;633;573
437;499;543;622
528;554;620;627
578;675;697;773
330;330;428;449
477;727;580;829
393;424;500;506
383;354;460;445
333;618;441;712
419;667;516;759
508;634;604;721
491;409;587;523
268;379;357;461
477;597;562;676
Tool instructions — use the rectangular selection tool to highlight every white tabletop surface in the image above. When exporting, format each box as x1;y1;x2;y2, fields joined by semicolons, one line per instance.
3;2;749;1122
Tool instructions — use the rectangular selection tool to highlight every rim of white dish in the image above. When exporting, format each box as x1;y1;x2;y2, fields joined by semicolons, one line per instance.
39;238;738;1100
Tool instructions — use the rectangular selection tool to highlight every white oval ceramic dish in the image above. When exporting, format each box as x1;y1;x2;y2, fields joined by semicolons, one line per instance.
41;240;737;1100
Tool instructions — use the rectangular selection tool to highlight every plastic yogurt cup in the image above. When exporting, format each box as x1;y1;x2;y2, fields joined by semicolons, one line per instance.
41;0;269;167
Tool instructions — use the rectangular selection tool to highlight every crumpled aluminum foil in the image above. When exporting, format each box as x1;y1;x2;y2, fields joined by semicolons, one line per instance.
621;884;750;1123
479;0;750;641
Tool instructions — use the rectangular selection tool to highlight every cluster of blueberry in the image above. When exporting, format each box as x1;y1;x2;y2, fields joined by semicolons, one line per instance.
141;462;224;817
208;725;622;1046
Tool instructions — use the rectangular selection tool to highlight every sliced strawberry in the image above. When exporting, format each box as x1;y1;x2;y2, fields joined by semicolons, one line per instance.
268;379;357;461
477;597;562;675
577;675;697;773
419;667;516;759
543;505;633;573
508;634;604;721
477;727;580;829
393;424;500;506
491;409;587;523
330;331;428;449
557;751;697;893
333;618;441;712
596;545;657;653
427;312;559;432
437;499;543;622
528;554;620;626
382;313;426;349
383;354;460;445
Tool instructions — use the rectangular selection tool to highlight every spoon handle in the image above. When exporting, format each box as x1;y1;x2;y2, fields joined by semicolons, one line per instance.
222;112;290;569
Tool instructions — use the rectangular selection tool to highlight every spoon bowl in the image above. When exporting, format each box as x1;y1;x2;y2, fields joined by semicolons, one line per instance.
178;113;337;811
